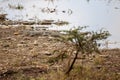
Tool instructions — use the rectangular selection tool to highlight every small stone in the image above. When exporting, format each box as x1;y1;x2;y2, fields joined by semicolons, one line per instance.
17;44;28;47
99;55;109;58
1;25;10;29
14;32;19;35
33;40;38;46
117;73;120;75
23;37;30;40
96;65;102;69
6;37;12;40
3;44;9;48
20;40;26;44
17;44;24;47
44;51;52;56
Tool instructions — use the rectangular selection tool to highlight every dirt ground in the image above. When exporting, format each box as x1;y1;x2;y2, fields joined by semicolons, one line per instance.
0;26;120;80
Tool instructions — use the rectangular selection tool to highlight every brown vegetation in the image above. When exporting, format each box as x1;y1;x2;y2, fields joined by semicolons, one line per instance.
0;26;120;80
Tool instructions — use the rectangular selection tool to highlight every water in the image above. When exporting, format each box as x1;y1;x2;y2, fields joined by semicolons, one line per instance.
0;0;120;48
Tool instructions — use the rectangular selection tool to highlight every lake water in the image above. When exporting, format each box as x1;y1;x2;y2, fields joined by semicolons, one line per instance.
0;0;120;48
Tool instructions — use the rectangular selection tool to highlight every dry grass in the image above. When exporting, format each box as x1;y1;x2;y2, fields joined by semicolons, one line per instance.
0;26;120;80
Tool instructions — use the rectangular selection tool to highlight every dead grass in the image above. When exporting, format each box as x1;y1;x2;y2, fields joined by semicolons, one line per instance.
0;26;120;80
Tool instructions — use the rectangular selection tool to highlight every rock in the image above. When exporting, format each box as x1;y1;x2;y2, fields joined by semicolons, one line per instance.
14;32;19;35
17;44;23;47
3;44;9;48
25;25;33;30
44;51;52;56
48;36;54;41
5;37;12;40
48;36;54;39
29;49;39;57
20;41;26;44
33;40;38;46
23;37;31;40
1;25;10;29
17;44;28;47
117;72;120;75
99;55;109;58
96;65;102;69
